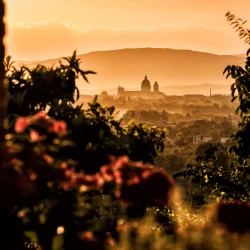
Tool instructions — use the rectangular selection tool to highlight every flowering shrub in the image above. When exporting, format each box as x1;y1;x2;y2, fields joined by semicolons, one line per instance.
102;157;174;205
6;59;166;175
2;51;168;250
0;111;174;250
15;111;67;136
101;156;174;218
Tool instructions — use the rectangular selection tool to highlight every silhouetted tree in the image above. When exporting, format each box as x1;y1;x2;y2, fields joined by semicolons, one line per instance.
173;12;250;204
0;0;5;148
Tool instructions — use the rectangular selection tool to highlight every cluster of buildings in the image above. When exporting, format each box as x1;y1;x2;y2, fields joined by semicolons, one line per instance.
117;75;166;99
193;135;231;145
98;75;229;100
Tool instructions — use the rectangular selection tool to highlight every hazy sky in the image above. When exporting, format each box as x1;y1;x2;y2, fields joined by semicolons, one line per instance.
5;0;250;60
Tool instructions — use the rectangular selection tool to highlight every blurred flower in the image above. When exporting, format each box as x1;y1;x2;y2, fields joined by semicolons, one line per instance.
60;162;68;169
30;130;40;142
100;156;174;211
30;111;52;128
100;165;114;181
10;158;24;170
49;121;67;137
71;173;101;189
15;117;28;133
116;221;137;232
65;168;74;178
42;153;54;164
57;169;103;192
60;182;71;191
17;210;26;218
29;172;38;180
32;111;47;119
106;232;116;247
93;173;105;187
14;112;68;137
81;231;95;241
77;231;112;250
211;201;250;234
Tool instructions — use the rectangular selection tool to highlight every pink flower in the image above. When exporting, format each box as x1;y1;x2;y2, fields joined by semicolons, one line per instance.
94;173;105;187
60;162;68;169
30;130;40;142
106;157;174;209
32;111;47;120
15;117;28;133
49;121;67;137
29;172;38;180
65;168;74;177
100;165;114;181
42;153;54;164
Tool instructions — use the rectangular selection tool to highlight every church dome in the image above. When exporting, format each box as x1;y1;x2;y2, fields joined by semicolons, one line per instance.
100;91;108;98
141;75;151;91
154;81;159;86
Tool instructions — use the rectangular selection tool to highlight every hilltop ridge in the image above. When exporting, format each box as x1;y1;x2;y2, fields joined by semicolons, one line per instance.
15;48;246;93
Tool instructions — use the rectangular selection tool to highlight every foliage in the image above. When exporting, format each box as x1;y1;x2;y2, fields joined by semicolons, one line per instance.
113;215;250;250
226;11;250;44
223;49;250;166
174;139;250;209
5;52;166;174
172;12;250;206
0;112;174;250
195;142;229;168
217;14;250;207
6;50;95;119
173;144;246;206
3;55;15;75
0;51;171;250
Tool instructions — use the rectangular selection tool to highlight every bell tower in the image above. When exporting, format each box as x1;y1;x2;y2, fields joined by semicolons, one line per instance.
154;81;159;92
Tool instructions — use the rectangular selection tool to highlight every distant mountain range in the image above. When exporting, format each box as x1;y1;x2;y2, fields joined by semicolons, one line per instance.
14;48;246;95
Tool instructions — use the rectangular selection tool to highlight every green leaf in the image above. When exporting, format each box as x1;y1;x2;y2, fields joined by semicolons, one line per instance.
232;96;238;102
39;213;47;225
247;48;250;56
52;234;64;250
24;231;39;244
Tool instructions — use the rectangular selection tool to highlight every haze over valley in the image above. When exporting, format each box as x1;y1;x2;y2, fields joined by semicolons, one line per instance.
15;48;246;95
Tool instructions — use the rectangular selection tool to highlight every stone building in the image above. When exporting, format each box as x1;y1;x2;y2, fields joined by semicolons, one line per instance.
117;75;165;99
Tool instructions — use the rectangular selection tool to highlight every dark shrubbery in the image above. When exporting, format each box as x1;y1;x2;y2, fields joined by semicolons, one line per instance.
0;52;171;250
2;11;250;250
5;52;165;174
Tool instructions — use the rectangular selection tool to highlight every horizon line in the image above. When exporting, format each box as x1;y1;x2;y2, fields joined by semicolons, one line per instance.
13;47;246;62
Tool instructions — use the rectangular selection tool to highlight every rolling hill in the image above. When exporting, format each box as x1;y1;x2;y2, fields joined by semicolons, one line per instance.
15;48;246;94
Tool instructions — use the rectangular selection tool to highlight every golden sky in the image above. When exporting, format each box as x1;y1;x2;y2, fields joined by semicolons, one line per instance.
4;0;250;60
